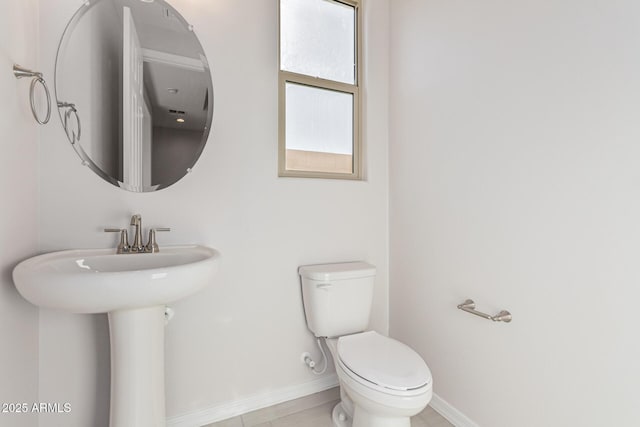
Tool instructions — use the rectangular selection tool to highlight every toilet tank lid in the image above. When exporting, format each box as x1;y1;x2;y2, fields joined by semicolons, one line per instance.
298;262;376;281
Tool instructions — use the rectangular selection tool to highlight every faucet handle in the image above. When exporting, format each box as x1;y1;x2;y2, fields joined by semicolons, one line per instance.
104;228;130;254
145;228;171;253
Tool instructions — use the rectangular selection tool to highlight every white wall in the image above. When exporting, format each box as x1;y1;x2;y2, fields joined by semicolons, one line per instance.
0;1;40;426
389;1;640;426
37;0;389;426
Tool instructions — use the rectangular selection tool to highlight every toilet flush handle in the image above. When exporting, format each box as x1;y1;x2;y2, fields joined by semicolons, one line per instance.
316;283;332;290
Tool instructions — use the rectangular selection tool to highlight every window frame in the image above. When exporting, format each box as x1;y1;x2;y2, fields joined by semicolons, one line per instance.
278;0;362;180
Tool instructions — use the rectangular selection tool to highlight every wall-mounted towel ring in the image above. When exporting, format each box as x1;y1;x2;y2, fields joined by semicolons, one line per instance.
57;101;81;144
13;64;51;125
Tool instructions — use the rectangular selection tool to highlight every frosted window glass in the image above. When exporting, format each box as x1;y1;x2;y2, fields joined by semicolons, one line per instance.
285;82;353;155
281;0;355;84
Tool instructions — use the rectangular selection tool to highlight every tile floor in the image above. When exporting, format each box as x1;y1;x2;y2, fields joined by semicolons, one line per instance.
205;388;453;427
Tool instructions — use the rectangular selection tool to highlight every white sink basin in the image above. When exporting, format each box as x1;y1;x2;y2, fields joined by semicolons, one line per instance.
13;243;219;426
13;245;219;313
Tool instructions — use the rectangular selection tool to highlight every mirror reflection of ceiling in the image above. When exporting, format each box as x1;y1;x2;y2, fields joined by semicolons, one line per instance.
112;0;203;58
144;61;209;131
114;0;209;132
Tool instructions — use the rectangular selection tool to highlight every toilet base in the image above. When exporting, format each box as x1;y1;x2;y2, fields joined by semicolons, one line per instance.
332;402;352;427
352;404;411;427
332;400;413;427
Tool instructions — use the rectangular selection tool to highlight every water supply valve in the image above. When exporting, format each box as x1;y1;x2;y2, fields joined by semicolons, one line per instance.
301;352;316;369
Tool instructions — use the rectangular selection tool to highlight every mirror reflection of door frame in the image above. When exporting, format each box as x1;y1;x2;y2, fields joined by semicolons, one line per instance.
142;95;152;188
123;6;144;191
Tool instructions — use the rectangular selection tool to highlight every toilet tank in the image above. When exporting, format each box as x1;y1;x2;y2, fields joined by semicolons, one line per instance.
299;262;376;338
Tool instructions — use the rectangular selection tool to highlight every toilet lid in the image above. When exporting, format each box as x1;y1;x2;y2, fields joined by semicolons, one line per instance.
337;331;431;392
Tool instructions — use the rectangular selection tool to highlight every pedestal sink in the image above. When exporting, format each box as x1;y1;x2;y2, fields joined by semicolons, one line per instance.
13;245;219;427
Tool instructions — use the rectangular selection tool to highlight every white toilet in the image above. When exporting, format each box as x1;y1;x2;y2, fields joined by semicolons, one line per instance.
299;262;432;427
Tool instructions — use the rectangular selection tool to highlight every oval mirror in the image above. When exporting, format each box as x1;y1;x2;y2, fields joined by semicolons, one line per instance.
55;0;213;192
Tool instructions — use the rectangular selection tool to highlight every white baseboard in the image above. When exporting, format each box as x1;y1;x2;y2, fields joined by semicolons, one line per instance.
166;374;339;427
430;393;479;427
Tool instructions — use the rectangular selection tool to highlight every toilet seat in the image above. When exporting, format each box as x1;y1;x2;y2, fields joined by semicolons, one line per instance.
337;331;431;396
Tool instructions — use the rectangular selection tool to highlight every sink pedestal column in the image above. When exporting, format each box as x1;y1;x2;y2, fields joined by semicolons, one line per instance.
108;305;166;427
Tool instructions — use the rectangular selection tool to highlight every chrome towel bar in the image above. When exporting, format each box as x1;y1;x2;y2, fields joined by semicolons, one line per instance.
457;299;512;323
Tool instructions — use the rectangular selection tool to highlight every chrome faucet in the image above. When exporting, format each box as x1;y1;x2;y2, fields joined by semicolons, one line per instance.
130;214;144;252
104;214;170;254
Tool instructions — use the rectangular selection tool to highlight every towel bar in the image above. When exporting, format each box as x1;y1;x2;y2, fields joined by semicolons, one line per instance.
457;299;512;323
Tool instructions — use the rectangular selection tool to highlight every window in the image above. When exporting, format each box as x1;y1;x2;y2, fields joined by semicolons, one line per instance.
279;0;361;179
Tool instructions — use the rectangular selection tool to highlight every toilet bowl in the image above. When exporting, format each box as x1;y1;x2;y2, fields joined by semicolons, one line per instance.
325;332;432;427
298;262;433;427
